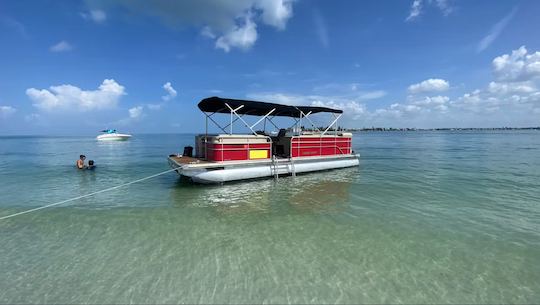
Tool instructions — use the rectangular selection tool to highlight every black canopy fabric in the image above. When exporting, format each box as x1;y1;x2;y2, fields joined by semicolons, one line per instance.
198;97;343;117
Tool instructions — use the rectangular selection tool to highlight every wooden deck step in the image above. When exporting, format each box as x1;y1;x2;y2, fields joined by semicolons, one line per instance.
168;155;209;165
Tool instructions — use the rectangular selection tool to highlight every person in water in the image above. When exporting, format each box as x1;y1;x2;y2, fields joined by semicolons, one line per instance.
76;155;86;169
87;160;95;170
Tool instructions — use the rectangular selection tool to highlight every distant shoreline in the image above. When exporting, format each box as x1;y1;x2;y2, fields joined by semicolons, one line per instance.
1;127;539;137
301;126;540;132
348;127;540;132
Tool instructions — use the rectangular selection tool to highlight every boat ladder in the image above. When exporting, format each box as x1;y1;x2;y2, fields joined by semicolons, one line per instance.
272;156;278;180
271;156;296;180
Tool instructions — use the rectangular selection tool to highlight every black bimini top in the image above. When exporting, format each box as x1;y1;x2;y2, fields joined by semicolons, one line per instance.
198;97;342;118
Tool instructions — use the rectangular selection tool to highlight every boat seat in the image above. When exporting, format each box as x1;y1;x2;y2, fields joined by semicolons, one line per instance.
270;128;288;143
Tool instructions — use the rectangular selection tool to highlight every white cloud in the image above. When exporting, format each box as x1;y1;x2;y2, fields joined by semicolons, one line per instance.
145;82;179;111
161;82;178;101
313;9;329;48
49;40;73;52
477;7;517;53
412;95;449;106
248;91;368;122
26;79;126;112
488;81;536;95
129;106;143;119
406;0;423;22
257;0;293;29
81;9;107;24
408;78;450;94
247;92;371;120
373;47;540;127
200;26;216;39
108;0;294;52
312;100;367;120
248;84;386;109
249;47;540;128
492;46;540;82
406;0;453;22
215;14;258;52
115;106;145;126
433;0;452;16
0;105;16;118
411;95;450;112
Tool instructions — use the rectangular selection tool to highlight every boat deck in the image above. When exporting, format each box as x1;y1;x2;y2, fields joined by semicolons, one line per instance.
168;155;272;168
168;155;210;165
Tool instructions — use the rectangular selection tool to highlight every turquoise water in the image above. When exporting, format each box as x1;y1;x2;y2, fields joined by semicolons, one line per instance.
1;131;539;303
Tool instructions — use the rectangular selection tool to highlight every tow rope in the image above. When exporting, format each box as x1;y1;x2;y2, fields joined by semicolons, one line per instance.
0;168;179;220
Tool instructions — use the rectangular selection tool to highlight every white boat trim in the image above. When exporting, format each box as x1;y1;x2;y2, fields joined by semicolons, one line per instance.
168;154;360;184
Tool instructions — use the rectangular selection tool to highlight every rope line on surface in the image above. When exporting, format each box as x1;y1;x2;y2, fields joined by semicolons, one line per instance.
0;167;179;220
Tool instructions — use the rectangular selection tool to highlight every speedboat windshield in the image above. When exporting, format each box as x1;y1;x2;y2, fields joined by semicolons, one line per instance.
100;129;117;134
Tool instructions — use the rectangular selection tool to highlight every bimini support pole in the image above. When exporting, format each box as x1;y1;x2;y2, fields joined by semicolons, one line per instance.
299;111;302;135
322;113;342;135
266;116;281;131
224;103;259;135
223;113;247;131
205;114;208;159
297;110;320;132
286;118;300;131
224;103;244;134
250;108;276;131
205;112;228;134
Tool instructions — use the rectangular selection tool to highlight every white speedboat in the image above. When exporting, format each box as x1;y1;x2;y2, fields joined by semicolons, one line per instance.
96;129;132;141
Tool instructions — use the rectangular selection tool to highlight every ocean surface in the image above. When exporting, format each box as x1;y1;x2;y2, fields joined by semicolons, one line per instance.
0;131;539;304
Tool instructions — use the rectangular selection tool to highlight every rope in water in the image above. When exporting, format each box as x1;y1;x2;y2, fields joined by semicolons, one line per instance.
0;167;179;220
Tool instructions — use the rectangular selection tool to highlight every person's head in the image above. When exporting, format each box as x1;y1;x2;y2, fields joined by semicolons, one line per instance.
88;160;94;166
80;155;86;160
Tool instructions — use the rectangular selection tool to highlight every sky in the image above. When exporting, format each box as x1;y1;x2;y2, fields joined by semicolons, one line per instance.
1;0;540;135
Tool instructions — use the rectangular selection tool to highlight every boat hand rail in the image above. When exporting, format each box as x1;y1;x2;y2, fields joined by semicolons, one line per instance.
290;144;351;156
206;147;269;151
290;144;350;149
291;139;352;144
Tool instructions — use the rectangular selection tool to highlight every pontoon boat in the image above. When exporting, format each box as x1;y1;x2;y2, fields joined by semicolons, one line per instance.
168;97;359;184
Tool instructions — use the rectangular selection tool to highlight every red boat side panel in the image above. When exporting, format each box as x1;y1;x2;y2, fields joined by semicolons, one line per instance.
291;137;352;158
206;143;271;161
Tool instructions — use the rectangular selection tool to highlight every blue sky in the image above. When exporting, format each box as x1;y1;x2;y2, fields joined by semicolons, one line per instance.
1;0;539;135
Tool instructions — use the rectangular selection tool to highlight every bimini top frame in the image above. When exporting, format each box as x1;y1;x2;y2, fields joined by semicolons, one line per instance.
198;96;342;117
198;96;343;136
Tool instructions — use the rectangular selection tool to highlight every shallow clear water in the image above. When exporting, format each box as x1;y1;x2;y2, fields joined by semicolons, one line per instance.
1;131;539;304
